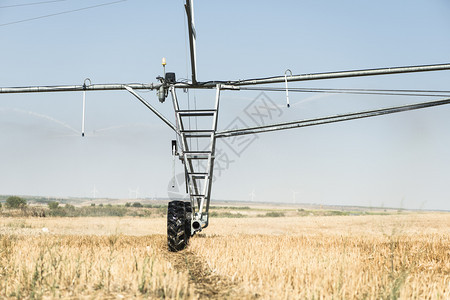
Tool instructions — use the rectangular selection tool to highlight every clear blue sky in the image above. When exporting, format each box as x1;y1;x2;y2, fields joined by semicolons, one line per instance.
1;0;450;210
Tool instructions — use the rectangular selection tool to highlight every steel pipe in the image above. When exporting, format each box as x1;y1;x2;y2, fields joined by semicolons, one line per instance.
215;98;450;138
1;64;450;94
229;63;450;87
0;83;160;94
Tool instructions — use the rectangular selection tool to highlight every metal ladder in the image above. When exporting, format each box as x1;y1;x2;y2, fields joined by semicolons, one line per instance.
170;85;221;233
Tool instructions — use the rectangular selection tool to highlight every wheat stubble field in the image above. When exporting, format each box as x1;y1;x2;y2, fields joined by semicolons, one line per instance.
0;212;448;299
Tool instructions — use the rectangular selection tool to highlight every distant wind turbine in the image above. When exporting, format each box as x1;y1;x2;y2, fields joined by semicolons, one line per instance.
250;189;256;202
91;185;99;199
292;190;299;204
129;187;140;199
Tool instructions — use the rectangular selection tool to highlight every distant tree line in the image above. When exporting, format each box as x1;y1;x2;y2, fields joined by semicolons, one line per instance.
0;197;168;218
5;196;27;208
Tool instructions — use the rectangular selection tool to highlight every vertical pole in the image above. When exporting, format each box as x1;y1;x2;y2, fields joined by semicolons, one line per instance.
185;0;197;84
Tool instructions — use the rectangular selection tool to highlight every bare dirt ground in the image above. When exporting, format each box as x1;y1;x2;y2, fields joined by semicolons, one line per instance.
165;248;252;299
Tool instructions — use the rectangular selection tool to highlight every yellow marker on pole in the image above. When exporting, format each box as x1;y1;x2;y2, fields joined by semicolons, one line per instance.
162;57;166;77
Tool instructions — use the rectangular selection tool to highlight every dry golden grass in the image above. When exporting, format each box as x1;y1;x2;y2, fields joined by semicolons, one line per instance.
0;212;448;299
190;213;450;299
0;234;195;299
0;217;166;236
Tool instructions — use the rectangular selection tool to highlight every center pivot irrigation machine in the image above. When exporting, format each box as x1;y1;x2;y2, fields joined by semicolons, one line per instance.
2;1;450;251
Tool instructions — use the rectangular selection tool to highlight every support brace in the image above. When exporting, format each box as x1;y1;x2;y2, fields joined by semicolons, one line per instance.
124;85;178;133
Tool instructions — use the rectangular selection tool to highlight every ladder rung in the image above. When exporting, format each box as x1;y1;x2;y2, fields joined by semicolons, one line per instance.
184;133;213;138
184;150;211;154
184;152;211;159
177;110;216;117
189;172;208;176
181;129;215;133
191;176;208;180
190;194;205;198
185;156;210;159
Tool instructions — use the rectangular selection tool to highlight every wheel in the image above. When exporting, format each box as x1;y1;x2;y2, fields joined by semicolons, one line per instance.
167;200;188;252
185;201;192;239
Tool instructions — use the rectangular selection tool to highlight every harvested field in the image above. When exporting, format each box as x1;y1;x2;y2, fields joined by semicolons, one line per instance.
0;212;448;299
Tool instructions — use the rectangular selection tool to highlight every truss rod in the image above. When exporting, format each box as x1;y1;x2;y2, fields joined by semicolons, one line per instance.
244;87;450;94
215;98;450;138
227;63;450;87
239;86;450;97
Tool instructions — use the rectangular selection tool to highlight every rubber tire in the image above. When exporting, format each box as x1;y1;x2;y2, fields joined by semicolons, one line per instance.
167;201;188;252
184;202;192;240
